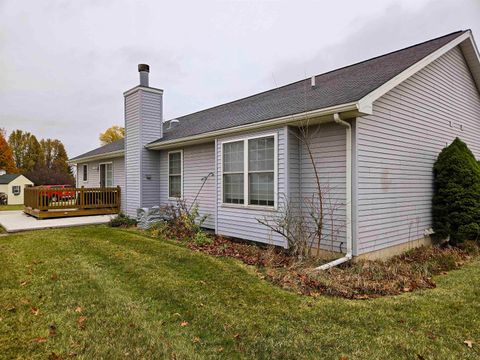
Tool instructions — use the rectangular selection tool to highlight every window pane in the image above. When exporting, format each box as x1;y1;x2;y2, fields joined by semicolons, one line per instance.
83;165;88;181
223;141;244;172
223;174;244;204
169;175;181;198
106;164;113;187
169;152;182;175
249;173;274;206
248;136;274;171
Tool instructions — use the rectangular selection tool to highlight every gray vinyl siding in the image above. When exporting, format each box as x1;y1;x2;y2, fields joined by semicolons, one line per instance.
75;157;126;211
159;142;216;229
125;91;141;216
139;91;162;208
286;126;300;210
216;127;287;247
298;123;347;252
125;88;163;216
356;46;480;254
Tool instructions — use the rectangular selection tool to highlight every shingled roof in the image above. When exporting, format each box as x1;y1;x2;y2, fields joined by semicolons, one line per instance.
70;30;467;160
70;139;124;161
0;174;22;184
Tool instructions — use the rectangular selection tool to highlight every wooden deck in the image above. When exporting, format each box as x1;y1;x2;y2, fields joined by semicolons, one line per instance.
24;186;121;219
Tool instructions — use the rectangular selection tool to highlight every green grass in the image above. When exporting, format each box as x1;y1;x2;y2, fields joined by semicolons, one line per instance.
0;204;24;211
1;226;479;359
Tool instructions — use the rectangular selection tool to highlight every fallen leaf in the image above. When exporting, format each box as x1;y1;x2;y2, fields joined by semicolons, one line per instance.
49;324;57;337
31;307;40;316
77;316;87;330
51;273;58;281
20;299;30;305
20;281;28;287
32;337;47;343
180;321;189;327
7;306;16;312
464;340;474;348
74;306;82;313
193;336;200;343
402;287;411;292
49;352;63;360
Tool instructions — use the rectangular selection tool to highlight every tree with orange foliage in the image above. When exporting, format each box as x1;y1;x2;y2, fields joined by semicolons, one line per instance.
0;128;18;173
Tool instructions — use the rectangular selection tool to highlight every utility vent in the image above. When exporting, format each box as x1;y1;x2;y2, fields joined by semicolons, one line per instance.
168;119;180;130
311;75;316;88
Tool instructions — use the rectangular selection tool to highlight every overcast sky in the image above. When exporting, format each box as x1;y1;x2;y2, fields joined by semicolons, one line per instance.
1;0;479;158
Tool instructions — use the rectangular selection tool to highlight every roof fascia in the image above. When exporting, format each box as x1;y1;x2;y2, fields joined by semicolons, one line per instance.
358;31;472;109
146;101;368;150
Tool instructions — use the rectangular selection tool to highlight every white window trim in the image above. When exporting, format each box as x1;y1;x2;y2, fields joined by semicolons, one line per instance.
99;162;114;187
12;185;21;196
220;133;278;210
168;150;183;200
82;164;88;182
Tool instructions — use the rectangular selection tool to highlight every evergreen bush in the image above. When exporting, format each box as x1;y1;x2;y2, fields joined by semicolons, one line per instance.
432;138;480;244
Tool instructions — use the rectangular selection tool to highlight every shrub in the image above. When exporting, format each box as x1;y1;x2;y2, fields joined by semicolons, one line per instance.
149;200;208;242
109;213;137;228
432;138;480;245
193;231;213;247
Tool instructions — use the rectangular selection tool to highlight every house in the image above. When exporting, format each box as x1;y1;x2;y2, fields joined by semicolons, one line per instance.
0;172;34;205
69;30;480;260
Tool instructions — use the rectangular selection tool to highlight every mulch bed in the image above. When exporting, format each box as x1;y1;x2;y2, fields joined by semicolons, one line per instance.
186;234;479;299
187;236;293;268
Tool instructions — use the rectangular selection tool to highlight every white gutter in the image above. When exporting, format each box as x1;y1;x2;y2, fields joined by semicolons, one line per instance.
316;113;353;270
68;149;125;165
146;101;371;150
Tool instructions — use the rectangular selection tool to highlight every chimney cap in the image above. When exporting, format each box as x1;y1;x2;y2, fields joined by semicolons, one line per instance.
138;64;150;73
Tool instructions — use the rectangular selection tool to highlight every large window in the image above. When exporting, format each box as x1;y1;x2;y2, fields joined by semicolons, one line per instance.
82;164;88;182
222;134;276;207
168;151;183;198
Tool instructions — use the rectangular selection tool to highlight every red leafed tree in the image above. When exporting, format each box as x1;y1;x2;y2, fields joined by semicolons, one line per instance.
0;129;18;173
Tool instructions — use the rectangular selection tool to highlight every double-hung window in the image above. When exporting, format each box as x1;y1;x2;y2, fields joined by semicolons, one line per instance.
248;136;275;206
12;185;21;196
168;151;183;198
222;141;244;204
222;134;276;207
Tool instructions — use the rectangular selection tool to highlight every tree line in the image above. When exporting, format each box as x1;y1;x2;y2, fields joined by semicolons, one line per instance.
0;128;74;185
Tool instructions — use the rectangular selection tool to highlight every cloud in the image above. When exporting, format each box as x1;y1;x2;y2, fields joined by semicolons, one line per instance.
0;0;478;158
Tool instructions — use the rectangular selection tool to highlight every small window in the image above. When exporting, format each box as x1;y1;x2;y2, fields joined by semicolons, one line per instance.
223;141;244;204
168;151;182;198
12;185;21;196
82;164;88;181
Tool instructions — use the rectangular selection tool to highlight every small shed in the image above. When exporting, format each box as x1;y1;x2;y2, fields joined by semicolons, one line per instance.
0;174;34;205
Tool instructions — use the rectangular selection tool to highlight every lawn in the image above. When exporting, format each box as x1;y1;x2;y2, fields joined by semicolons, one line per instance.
0;204;24;211
0;227;479;359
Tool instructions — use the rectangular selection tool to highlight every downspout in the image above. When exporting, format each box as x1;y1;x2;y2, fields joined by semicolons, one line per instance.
316;113;353;270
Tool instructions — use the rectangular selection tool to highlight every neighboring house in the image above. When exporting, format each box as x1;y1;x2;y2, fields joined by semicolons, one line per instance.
69;30;480;259
0;173;34;205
